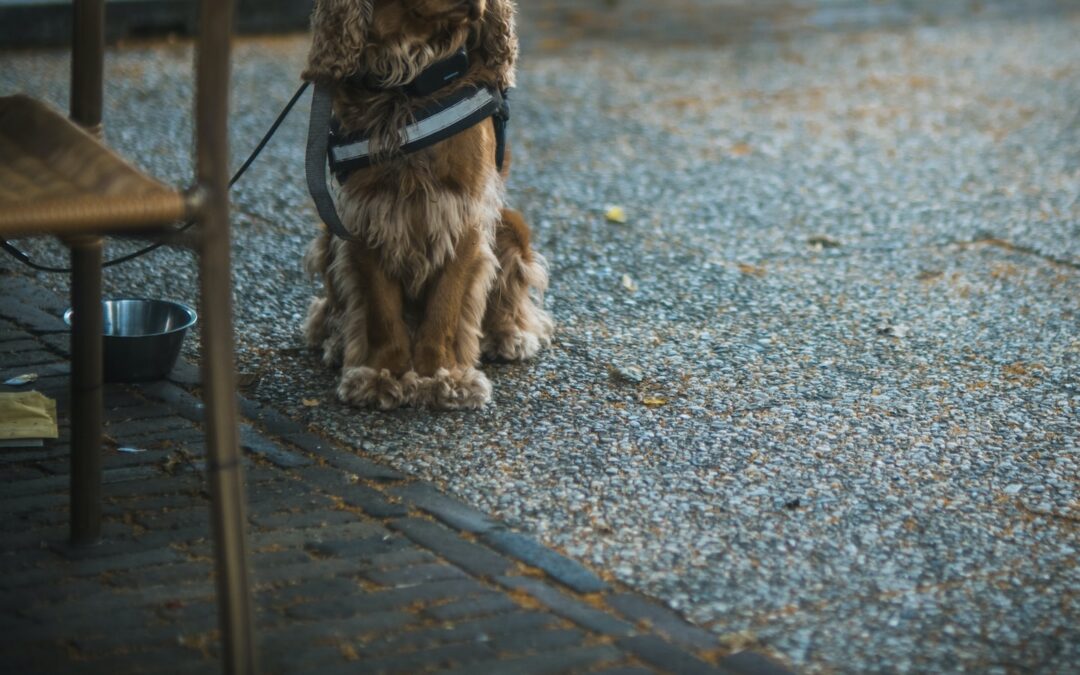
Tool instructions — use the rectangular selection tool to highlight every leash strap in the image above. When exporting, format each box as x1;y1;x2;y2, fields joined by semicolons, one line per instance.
306;81;362;242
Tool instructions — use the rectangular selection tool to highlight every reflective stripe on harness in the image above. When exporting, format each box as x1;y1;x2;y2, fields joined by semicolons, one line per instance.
329;85;508;182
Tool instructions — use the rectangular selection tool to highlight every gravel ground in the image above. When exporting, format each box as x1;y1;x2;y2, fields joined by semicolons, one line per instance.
2;3;1078;673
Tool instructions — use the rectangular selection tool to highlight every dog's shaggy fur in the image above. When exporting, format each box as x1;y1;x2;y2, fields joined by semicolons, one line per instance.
302;0;553;410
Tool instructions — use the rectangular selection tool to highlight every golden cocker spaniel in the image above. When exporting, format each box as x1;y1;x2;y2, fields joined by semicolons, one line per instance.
302;0;553;410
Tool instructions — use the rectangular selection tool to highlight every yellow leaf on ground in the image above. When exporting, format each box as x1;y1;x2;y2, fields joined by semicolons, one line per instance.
642;396;668;408
302;398;321;407
605;206;628;224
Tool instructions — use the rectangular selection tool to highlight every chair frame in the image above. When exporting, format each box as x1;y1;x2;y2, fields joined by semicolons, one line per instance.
3;1;258;671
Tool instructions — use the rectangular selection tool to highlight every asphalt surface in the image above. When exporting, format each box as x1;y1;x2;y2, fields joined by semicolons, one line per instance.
2;2;1078;673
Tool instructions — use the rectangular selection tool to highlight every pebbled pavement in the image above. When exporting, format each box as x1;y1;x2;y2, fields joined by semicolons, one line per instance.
2;1;1079;672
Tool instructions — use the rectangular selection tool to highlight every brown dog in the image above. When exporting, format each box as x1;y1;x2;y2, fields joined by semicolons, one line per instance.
302;0;553;410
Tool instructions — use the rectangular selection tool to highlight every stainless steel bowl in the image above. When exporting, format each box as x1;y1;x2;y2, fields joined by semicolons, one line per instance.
64;299;197;382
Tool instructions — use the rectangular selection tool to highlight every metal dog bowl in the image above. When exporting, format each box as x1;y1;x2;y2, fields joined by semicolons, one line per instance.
64;299;197;382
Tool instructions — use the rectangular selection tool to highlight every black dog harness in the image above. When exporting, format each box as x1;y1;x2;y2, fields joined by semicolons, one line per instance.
306;49;510;241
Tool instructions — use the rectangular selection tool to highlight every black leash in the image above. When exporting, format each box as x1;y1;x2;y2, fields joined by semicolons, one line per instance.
305;81;360;242
1;80;311;274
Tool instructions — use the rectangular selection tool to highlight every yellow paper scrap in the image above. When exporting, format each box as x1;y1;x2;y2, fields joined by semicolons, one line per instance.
0;391;59;440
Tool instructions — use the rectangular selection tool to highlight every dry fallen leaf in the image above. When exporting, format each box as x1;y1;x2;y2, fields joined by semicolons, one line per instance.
642;396;668;408
876;322;911;338
737;263;767;278
807;235;842;250
605;206;628;224
620;274;638;292
302;398;321;407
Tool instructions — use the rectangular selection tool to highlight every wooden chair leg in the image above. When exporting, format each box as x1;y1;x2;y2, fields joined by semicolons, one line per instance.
199;214;257;673
69;235;103;547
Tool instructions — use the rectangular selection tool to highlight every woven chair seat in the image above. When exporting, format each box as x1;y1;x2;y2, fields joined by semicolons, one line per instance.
0;94;190;238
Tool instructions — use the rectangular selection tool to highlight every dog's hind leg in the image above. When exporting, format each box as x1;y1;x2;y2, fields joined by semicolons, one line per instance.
481;208;554;361
410;227;498;409
334;241;413;410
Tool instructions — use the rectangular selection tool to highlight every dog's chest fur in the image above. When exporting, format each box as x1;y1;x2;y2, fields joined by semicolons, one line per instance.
333;123;501;296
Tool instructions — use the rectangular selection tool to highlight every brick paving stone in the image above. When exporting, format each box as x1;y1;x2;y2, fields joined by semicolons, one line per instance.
342;484;409;519
438;644;628;675
2;522;129;551
132;507;211;533
68;547;186;576
358;611;558;658
0;447;68;465
0;275;68;314
0;548;55;575
0;492;70;514
102;404;175;422
104;415;195;439
287;578;490;620
65;645;212;675
253;558;362;587
244;520;387;551
606;592;720;651
390;481;505;534
487;627;591;654
0;299;66;333
483;530;608;594
0;463;48;482
259;644;348;675
390;517;514;578
292;466;408;518
135;381;205;422
239;423;312;468
250;507;359;530
261;610;414;642
237;397;306;436
259;576;360;606
108;427;207;447
424;592;521;621
253;548;315;568
0;339;43;353
36;332;70;356
0;349;62;368
617;635;728;675
367;545;438;570
38;449;174;476
325;642;495;675
497;576;638;638
363;562;471;587
107;562;213;589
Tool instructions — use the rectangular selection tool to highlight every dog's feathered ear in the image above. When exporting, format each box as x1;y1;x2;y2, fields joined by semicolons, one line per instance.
303;0;374;82
473;0;519;90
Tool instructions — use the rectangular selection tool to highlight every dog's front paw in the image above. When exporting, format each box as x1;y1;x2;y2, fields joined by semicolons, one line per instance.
338;367;406;410
409;367;491;410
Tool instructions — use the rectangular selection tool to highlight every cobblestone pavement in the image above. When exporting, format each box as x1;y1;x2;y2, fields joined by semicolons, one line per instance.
0;275;784;674
2;1;1079;673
